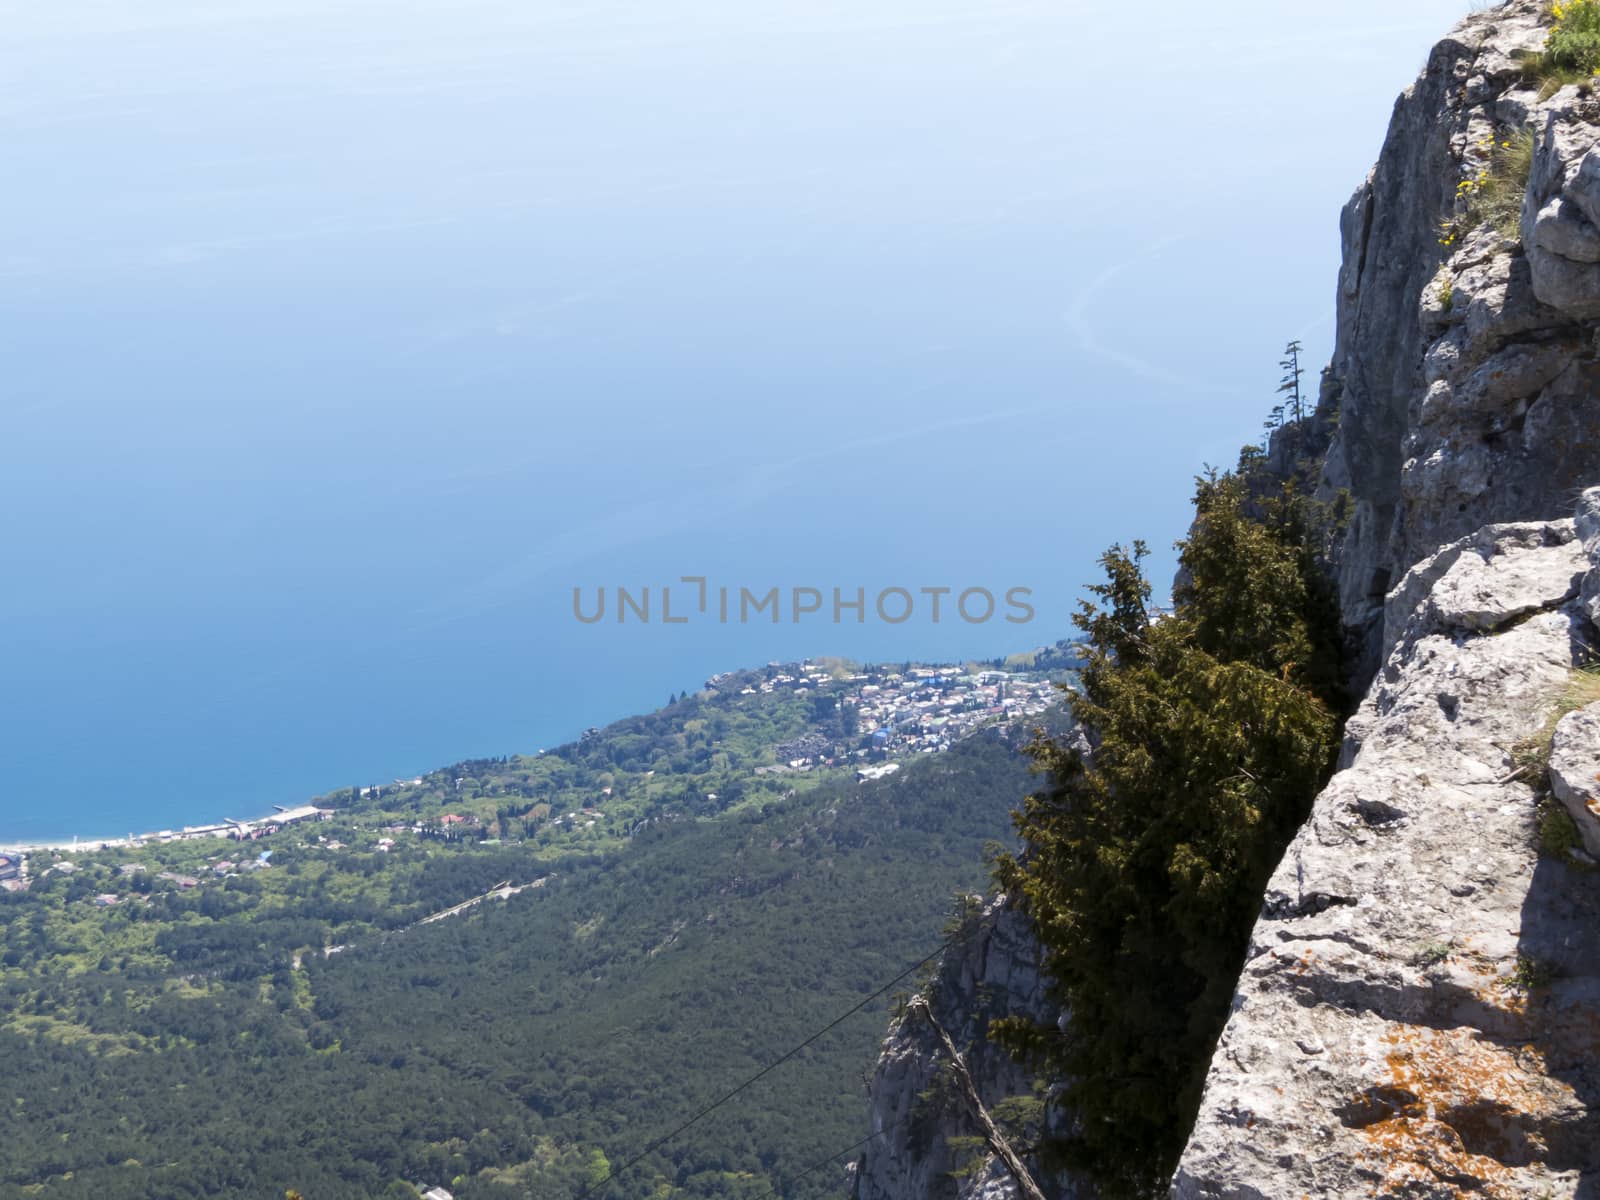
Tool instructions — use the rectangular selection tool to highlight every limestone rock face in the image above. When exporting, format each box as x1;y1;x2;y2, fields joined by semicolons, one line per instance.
1173;507;1600;1199
1529;131;1600;316
849;896;1090;1200
1315;0;1600;683
1380;520;1585;656
1550;702;1600;857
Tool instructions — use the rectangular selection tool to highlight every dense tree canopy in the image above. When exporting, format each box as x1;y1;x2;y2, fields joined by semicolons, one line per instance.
0;718;1052;1200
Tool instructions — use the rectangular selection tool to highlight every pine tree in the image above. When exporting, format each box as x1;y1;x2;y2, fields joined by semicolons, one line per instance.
1278;339;1305;424
993;470;1342;1197
1261;402;1284;445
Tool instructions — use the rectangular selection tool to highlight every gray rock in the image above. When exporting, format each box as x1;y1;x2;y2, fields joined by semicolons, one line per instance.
1533;195;1600;264
1578;486;1600;549
1569;145;1600;231
851;896;1092;1200
1581;487;1600;628
1529;241;1600;317
1549;701;1600;857
1312;0;1600;686
1381;520;1583;659
1175;519;1600;1199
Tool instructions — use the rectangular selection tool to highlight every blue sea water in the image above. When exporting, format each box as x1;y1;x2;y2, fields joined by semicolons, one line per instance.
0;0;1467;841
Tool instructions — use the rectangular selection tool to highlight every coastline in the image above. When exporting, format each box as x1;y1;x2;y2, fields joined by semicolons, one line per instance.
0;833;214;855
0;804;332;857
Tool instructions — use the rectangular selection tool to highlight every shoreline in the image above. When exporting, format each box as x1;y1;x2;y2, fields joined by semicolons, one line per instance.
0;833;222;856
0;805;332;857
2;654;1067;858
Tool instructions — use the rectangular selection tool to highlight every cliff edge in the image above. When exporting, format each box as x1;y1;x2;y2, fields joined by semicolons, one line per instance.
1319;0;1600;683
1175;2;1600;1191
1172;506;1600;1198
849;895;1081;1200
854;3;1600;1196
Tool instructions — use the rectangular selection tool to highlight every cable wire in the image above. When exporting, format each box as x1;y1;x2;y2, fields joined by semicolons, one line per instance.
744;1114;913;1200
574;937;957;1199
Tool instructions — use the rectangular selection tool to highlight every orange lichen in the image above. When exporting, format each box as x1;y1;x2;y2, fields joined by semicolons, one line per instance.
1485;979;1530;1020
1348;1023;1578;1198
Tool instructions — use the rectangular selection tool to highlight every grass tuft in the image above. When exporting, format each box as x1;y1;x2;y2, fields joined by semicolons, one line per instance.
1508;953;1559;993
1410;939;1456;968
1439;128;1536;247
1511;664;1600;779
1514;1;1600;95
1538;798;1584;858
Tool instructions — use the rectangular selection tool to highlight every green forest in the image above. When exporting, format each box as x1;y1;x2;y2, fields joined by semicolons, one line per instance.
0;661;1064;1200
0;452;1356;1200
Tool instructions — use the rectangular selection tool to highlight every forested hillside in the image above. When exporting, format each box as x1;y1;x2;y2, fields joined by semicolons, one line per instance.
0;662;1063;1200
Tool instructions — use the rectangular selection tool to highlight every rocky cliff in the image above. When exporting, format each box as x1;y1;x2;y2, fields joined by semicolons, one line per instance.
1174;3;1600;1192
1319;0;1600;684
1173;505;1600;1198
854;2;1600;1197
849;895;1083;1200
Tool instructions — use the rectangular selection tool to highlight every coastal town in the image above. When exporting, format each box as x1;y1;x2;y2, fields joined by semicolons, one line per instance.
0;805;333;895
0;652;1077;1197
0;655;1075;900
711;657;1066;771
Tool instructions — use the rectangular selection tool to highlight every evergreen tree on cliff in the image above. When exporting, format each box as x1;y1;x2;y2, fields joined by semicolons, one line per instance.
1278;339;1305;425
995;469;1343;1197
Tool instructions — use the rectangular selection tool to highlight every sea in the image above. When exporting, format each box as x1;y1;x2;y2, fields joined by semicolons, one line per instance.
0;0;1465;841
